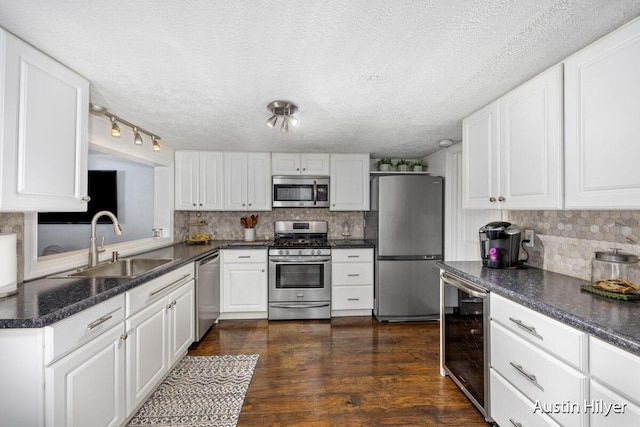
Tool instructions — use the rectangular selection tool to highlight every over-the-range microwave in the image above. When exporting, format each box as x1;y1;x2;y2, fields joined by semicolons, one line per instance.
272;176;329;207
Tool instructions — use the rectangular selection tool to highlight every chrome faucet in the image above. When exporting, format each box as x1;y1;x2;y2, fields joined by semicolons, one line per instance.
88;210;122;267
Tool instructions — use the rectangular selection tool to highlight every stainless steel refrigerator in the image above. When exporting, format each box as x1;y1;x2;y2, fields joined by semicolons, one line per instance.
365;174;443;321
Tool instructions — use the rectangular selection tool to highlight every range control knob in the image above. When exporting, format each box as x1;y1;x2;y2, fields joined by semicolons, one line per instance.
278;250;283;255
285;250;290;256
298;249;303;255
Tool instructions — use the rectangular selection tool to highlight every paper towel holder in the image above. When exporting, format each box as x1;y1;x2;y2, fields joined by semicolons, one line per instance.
0;233;18;299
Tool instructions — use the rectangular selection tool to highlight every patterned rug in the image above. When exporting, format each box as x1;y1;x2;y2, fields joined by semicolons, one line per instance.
127;354;259;427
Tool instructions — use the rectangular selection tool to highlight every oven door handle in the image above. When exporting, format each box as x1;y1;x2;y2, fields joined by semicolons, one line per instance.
441;272;488;299
313;180;318;206
271;257;331;263
270;302;331;309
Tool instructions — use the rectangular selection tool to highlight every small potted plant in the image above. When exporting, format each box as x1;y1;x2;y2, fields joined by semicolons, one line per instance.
395;159;411;171
411;160;424;172
376;158;393;171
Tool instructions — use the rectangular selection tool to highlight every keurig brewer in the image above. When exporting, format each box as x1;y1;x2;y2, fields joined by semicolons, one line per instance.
479;221;522;268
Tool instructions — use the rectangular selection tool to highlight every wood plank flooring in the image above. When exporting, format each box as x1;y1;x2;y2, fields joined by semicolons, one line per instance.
188;316;489;426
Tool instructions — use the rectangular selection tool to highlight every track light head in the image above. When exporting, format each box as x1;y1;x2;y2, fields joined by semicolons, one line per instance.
110;117;121;137
133;127;143;145
266;114;278;128
152;136;160;151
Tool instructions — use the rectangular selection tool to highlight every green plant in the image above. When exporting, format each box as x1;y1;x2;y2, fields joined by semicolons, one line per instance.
395;159;411;166
410;160;423;168
375;158;393;168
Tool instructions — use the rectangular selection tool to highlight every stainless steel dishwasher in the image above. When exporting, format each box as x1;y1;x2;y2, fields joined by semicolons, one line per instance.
195;251;220;341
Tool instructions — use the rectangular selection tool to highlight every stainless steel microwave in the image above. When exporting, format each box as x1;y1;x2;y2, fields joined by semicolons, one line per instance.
272;176;330;207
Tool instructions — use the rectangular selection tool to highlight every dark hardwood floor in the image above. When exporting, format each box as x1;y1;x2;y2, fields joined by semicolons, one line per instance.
188;316;489;426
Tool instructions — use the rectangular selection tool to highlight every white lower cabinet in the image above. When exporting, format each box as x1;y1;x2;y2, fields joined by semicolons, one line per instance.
221;249;268;319
125;266;195;414
45;322;126;427
331;248;374;316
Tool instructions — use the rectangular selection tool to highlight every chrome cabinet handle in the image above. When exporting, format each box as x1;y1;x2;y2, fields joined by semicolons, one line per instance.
238;256;251;258
347;298;360;301
509;317;543;340
87;314;113;330
81;196;91;201
498;196;505;202
347;255;360;258
347;274;360;277
149;274;191;297
509;361;543;390
509;418;522;427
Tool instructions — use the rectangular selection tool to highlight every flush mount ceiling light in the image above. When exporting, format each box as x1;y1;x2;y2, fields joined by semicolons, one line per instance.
99;110;161;152
266;101;298;133
439;139;454;147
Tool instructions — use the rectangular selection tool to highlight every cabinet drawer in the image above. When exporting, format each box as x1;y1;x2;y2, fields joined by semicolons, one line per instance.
331;249;373;263
490;368;561;427
222;249;267;263
491;322;588;427
126;263;194;316
44;295;125;365
590;336;640;406
590;380;640;427
332;263;373;286
491;293;588;371
332;286;373;310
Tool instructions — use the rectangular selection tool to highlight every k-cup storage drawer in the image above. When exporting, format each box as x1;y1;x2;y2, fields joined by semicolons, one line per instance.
126;263;194;316
44;295;125;365
331;249;373;263
332;286;373;310
332;263;373;286
491;293;588;371
590;336;640;407
490;368;561;427
491;321;588;427
223;249;268;263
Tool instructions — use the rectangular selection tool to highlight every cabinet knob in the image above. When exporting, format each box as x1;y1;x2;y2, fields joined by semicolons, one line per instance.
498;196;505;202
248;203;252;206
166;303;173;309
296;168;300;171
302;168;306;171
120;334;128;341
199;203;203;206
242;203;246;207
81;196;91;202
193;203;196;206
489;197;497;203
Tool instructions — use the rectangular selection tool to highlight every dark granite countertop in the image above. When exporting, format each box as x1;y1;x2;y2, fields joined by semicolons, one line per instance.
438;261;640;356
0;241;243;329
329;239;375;248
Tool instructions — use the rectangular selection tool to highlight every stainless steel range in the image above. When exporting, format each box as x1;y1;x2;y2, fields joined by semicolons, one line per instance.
268;220;331;320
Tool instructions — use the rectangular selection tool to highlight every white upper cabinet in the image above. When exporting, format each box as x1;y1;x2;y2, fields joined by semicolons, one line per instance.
223;152;271;211
272;153;330;175
174;151;223;210
564;18;640;209
462;64;564;210
330;153;370;211
0;28;89;211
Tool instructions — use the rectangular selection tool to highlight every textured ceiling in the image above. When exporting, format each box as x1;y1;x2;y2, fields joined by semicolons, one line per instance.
1;1;640;158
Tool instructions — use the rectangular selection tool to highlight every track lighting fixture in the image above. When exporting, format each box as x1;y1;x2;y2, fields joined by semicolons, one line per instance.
100;110;161;152
110;116;121;137
133;127;143;145
266;101;298;133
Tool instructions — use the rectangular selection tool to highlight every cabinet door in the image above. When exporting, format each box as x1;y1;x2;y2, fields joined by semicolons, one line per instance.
199;152;224;210
174;151;200;210
565;18;640;209
330;154;370;211
500;64;563;209
223;263;268;312
1;29;89;211
462;101;499;209
272;153;301;175
168;281;195;366
223;152;247;210
125;297;168;414
46;324;125;427
247;152;272;210
301;153;330;175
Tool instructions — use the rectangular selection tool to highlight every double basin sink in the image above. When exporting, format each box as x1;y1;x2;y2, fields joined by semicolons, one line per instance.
51;258;176;279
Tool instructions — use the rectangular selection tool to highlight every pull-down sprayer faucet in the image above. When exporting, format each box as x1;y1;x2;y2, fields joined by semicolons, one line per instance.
88;210;122;267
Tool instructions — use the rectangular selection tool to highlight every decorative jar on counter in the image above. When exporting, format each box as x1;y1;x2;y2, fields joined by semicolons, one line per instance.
591;249;640;289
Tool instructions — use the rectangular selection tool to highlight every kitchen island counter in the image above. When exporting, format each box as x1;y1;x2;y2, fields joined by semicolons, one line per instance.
438;261;640;356
0;241;234;328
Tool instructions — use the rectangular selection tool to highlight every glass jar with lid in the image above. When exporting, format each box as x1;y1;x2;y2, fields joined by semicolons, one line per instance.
591;249;640;287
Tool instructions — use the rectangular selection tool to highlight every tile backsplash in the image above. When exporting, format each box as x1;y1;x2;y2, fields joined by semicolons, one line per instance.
174;209;364;242
509;210;640;280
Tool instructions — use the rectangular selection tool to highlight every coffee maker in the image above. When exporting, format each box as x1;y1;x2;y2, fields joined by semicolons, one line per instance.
479;221;522;269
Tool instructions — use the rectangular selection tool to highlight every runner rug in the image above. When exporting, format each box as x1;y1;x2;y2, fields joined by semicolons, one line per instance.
127;354;259;427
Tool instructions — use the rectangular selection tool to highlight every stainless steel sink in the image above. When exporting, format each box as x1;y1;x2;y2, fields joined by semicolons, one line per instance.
50;258;176;279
